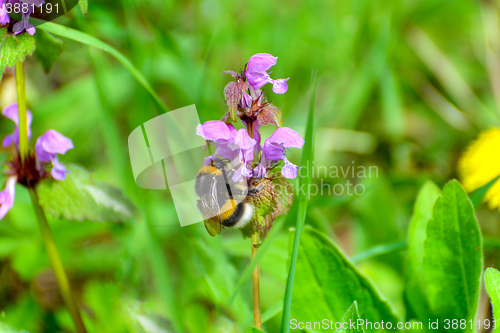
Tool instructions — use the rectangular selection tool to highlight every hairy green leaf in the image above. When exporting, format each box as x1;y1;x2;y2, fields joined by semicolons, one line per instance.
422;180;482;326
0;32;36;77
290;227;399;333
37;164;135;222
404;181;441;320
485;268;500;332
34;30;64;73
335;302;365;333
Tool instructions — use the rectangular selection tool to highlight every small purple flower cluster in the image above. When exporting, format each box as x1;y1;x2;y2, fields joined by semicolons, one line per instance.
0;103;73;218
197;53;304;180
0;0;44;35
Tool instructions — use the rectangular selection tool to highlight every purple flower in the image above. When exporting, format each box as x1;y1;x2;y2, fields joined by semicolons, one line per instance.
196;120;234;142
246;53;290;94
35;130;73;180
241;92;253;109
253;164;266;179
0;176;16;219
262;127;304;179
0;0;10;26
7;0;45;35
196;121;257;181
2;103;33;148
13;11;36;35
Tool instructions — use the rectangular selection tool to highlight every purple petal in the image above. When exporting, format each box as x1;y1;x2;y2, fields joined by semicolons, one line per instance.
214;142;240;162
272;78;290;94
247;53;277;74
263;142;286;161
2;103;33;127
253;164;266;179
282;159;300;179
2;104;33;146
246;72;272;91
26;24;36;35
2;104;20;124
35;130;74;162
0;177;16;219
196;121;234;142
240;92;252;109
13;21;24;35
232;163;252;183
242;164;253;178
267;127;304;149
232;166;243;183
0;1;10;26
2;131;16;148
233;129;256;151
203;155;214;166
51;158;70;181
227;123;237;137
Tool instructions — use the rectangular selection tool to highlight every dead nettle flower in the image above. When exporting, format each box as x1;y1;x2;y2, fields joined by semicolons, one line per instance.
0;0;9;26
196;53;302;238
0;0;44;35
0;103;73;219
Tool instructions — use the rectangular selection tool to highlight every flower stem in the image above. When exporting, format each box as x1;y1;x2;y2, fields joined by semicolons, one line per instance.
28;187;88;333
15;61;29;162
251;231;262;329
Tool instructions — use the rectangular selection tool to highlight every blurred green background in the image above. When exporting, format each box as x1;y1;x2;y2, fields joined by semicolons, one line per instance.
1;0;500;332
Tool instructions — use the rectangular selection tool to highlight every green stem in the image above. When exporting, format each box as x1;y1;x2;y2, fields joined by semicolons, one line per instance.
15;61;29;162
28;188;88;333
251;231;262;329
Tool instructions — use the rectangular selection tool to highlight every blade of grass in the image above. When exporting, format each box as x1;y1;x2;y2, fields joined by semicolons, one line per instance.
262;300;283;324
350;241;408;264
408;26;499;128
280;71;317;333
32;19;169;114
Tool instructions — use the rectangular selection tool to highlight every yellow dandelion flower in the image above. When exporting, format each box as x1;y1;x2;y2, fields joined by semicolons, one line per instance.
458;128;500;211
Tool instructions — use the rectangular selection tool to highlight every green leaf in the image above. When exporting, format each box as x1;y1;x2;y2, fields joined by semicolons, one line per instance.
335;302;365;333
0;33;36;77
281;71;317;333
485;268;500;332
37;164;135;222
404;181;441;320
485;268;500;333
79;0;88;16
290;227;399;333
422;180;483;325
34;30;65;73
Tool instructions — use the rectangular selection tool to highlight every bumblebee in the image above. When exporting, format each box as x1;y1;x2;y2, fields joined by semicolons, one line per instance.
195;158;261;236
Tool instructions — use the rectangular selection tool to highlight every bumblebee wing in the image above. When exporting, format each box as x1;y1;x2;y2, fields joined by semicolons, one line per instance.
199;196;221;236
210;177;223;224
